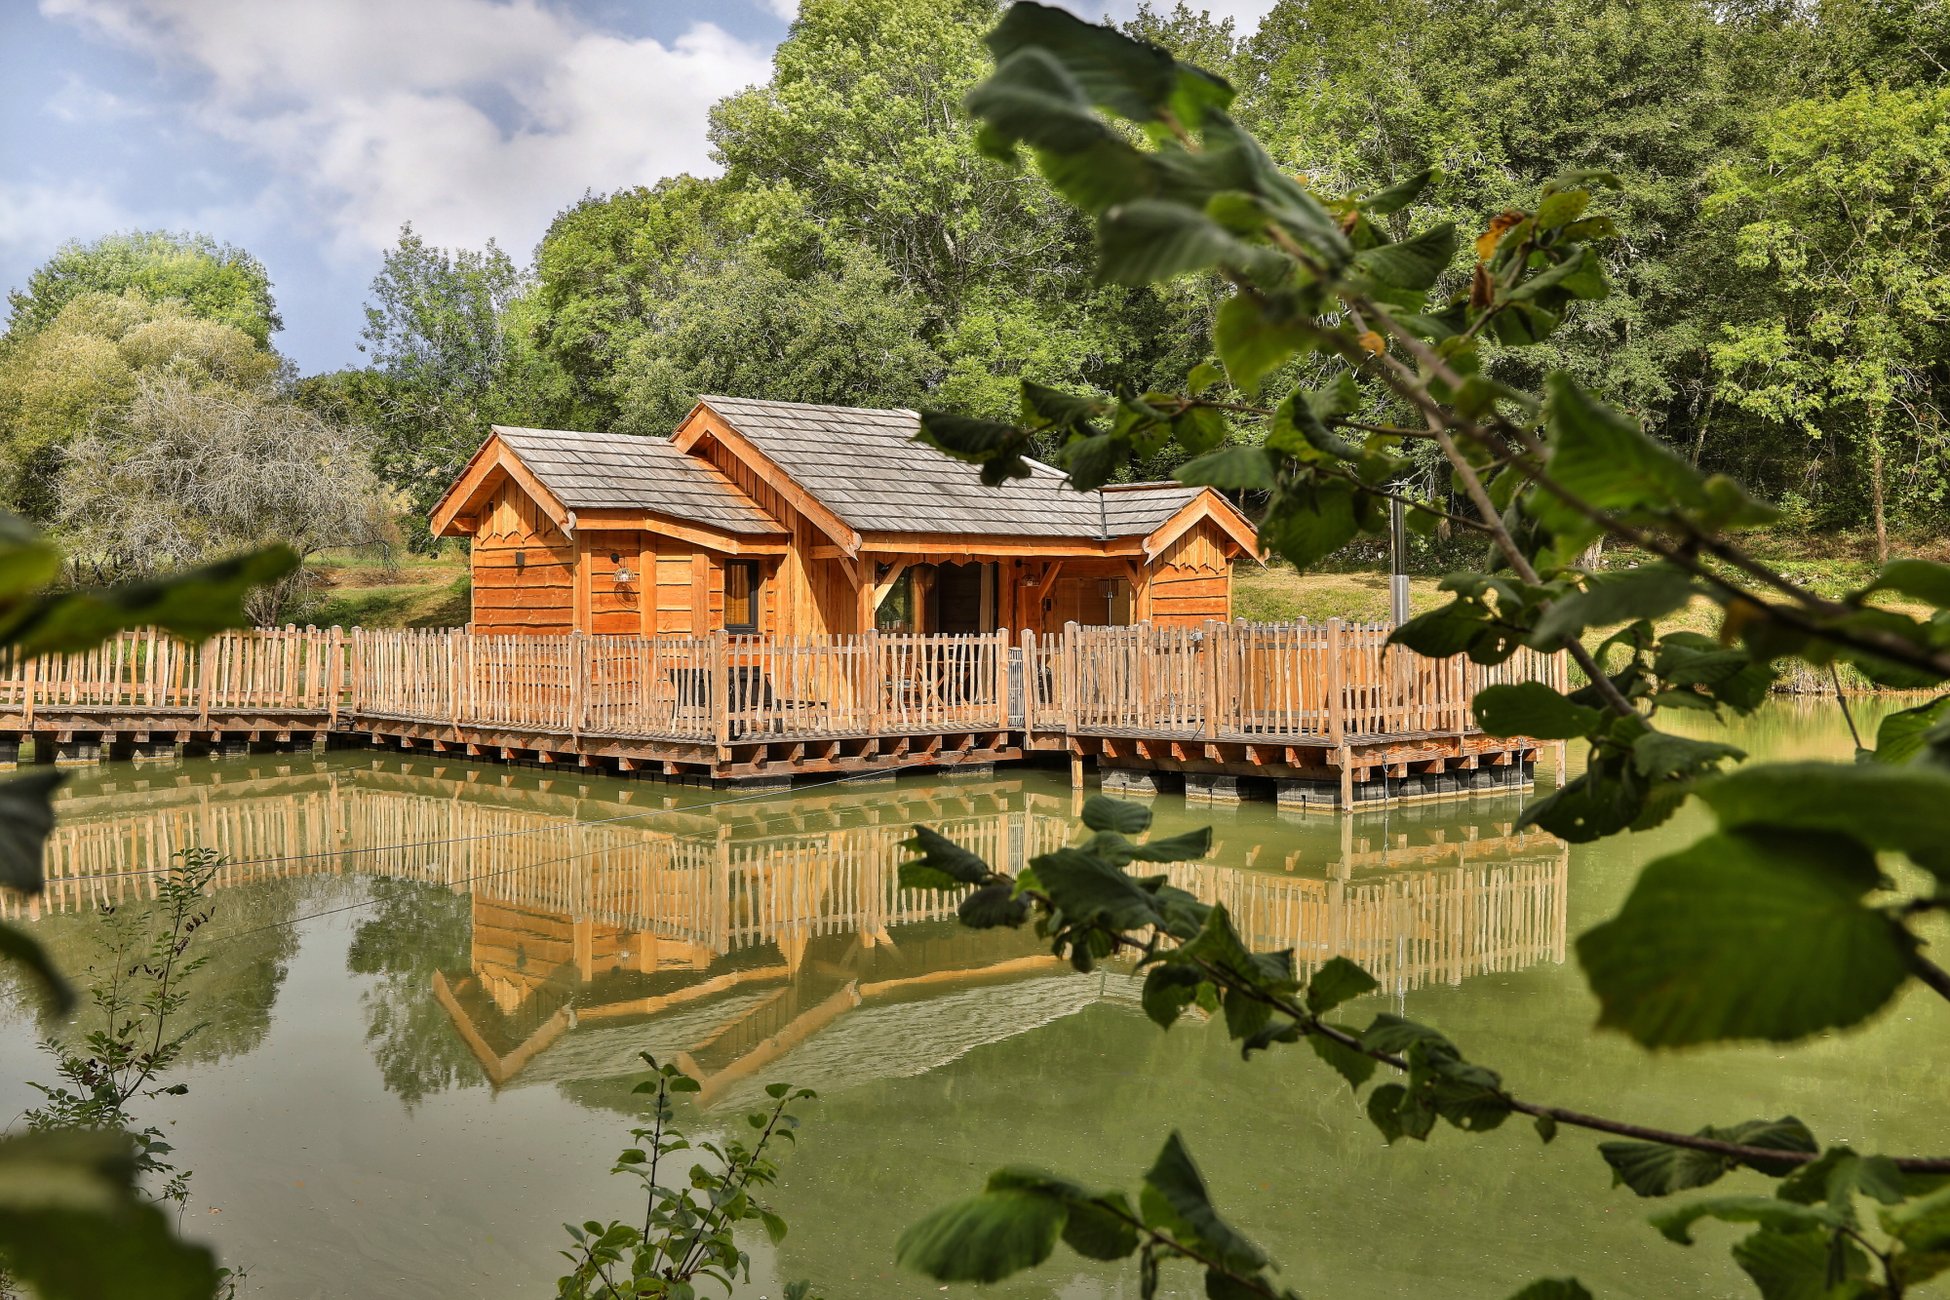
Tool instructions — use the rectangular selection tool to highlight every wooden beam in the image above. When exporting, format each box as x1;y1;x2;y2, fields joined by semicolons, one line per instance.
1141;490;1263;562
816;534;1149;559
871;559;911;614
574;509;788;554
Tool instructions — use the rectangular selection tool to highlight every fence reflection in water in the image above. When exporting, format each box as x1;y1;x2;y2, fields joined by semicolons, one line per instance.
7;762;1569;1102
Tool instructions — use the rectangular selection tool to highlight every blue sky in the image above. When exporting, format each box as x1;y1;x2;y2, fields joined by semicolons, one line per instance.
2;0;1270;376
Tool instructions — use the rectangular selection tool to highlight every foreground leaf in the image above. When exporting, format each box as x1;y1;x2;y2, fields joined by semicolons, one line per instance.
1600;1117;1816;1197
5;547;299;657
0;1131;222;1300
0;771;63;894
896;1189;1065;1283
1576;829;1915;1046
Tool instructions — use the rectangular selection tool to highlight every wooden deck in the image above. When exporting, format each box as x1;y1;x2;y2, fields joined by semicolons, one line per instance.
0;622;1563;807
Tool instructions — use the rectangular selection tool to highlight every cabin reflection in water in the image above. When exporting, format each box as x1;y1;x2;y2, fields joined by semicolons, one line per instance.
13;761;1568;1105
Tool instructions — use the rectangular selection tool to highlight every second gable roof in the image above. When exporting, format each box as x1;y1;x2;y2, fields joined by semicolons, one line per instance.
688;394;1219;540
493;425;781;536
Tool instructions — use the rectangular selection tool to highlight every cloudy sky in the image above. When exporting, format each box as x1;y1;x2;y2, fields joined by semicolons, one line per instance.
2;0;1274;374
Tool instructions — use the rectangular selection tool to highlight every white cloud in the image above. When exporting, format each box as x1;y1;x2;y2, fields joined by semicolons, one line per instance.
39;0;774;261
0;180;134;264
43;72;147;124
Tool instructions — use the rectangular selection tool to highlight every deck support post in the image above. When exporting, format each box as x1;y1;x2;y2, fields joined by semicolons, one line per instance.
1099;767;1160;797
1183;773;1241;805
52;739;99;767
1069;751;1084;791
1274;778;1335;811
0;738;19;769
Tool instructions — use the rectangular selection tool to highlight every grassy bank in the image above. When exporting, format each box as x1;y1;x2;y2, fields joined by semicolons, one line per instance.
292;550;470;629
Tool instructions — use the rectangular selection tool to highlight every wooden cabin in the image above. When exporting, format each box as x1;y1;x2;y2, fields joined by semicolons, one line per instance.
428;395;1259;638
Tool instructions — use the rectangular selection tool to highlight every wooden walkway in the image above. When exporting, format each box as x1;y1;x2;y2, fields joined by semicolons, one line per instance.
0;623;1563;806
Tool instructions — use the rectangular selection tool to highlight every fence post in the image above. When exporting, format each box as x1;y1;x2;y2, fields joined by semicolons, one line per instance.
1062;621;1081;733
569;632;586;739
993;628;1010;730
327;627;344;729
1202;620;1221;739
712;630;731;754
863;629;881;735
1325;618;1346;746
1020;629;1036;730
21;655;35;730
196;636;215;730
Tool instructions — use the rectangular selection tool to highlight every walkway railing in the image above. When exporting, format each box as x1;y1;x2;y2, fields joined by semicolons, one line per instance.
1044;621;1565;741
0;621;1564;746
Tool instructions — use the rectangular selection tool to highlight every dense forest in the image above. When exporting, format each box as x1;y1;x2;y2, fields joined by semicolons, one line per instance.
3;0;1948;592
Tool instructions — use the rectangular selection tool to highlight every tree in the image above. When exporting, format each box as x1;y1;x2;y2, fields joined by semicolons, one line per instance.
1704;83;1950;561
1231;0;1807;494
56;374;392;621
4;230;282;349
0;291;278;523
527;0;1215;437
608;241;937;433
529;178;731;422
353;224;577;526
896;9;1950;1297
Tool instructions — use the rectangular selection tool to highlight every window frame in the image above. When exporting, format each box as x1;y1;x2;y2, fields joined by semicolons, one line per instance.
724;559;761;634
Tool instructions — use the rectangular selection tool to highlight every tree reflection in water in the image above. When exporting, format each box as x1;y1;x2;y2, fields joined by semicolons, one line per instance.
345;878;483;1105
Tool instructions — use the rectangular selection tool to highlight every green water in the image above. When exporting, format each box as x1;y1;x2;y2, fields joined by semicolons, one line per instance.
0;700;1943;1299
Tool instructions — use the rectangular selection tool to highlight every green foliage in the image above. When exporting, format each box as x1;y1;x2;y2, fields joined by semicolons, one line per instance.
0;512;284;1296
1576;829;1917;1047
345;223;578;528
5;230;280;348
0;291;278;522
25;850;226;1213
898;1132;1296;1297
894;8;1950;1298
1705;82;1950;554
518;0;1216;457
0;1131;221;1300
555;1056;819;1299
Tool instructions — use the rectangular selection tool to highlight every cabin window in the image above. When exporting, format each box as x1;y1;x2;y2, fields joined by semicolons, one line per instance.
724;560;761;633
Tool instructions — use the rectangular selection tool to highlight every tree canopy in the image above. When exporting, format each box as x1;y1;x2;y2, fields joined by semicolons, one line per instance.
4;230;282;349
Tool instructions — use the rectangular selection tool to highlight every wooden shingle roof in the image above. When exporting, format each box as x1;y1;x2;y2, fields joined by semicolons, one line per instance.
695;395;1213;540
492;426;780;536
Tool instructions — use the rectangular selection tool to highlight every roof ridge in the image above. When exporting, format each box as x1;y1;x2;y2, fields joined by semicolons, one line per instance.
699;394;918;419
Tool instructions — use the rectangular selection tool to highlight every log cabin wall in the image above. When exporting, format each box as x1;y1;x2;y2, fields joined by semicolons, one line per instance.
1040;560;1136;632
688;431;854;638
1147;518;1234;627
471;476;576;635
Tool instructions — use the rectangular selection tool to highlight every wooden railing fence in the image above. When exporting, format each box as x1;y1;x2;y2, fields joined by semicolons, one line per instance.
0;621;1565;746
1056;620;1566;740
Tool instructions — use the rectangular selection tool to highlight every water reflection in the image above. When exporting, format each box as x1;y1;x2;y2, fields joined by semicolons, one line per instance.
10;759;1567;1110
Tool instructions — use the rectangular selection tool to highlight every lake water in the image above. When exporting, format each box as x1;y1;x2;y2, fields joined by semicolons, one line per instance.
0;700;1943;1299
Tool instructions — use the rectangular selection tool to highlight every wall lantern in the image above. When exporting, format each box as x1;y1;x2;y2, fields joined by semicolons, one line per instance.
514;550;525;571
611;553;635;586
